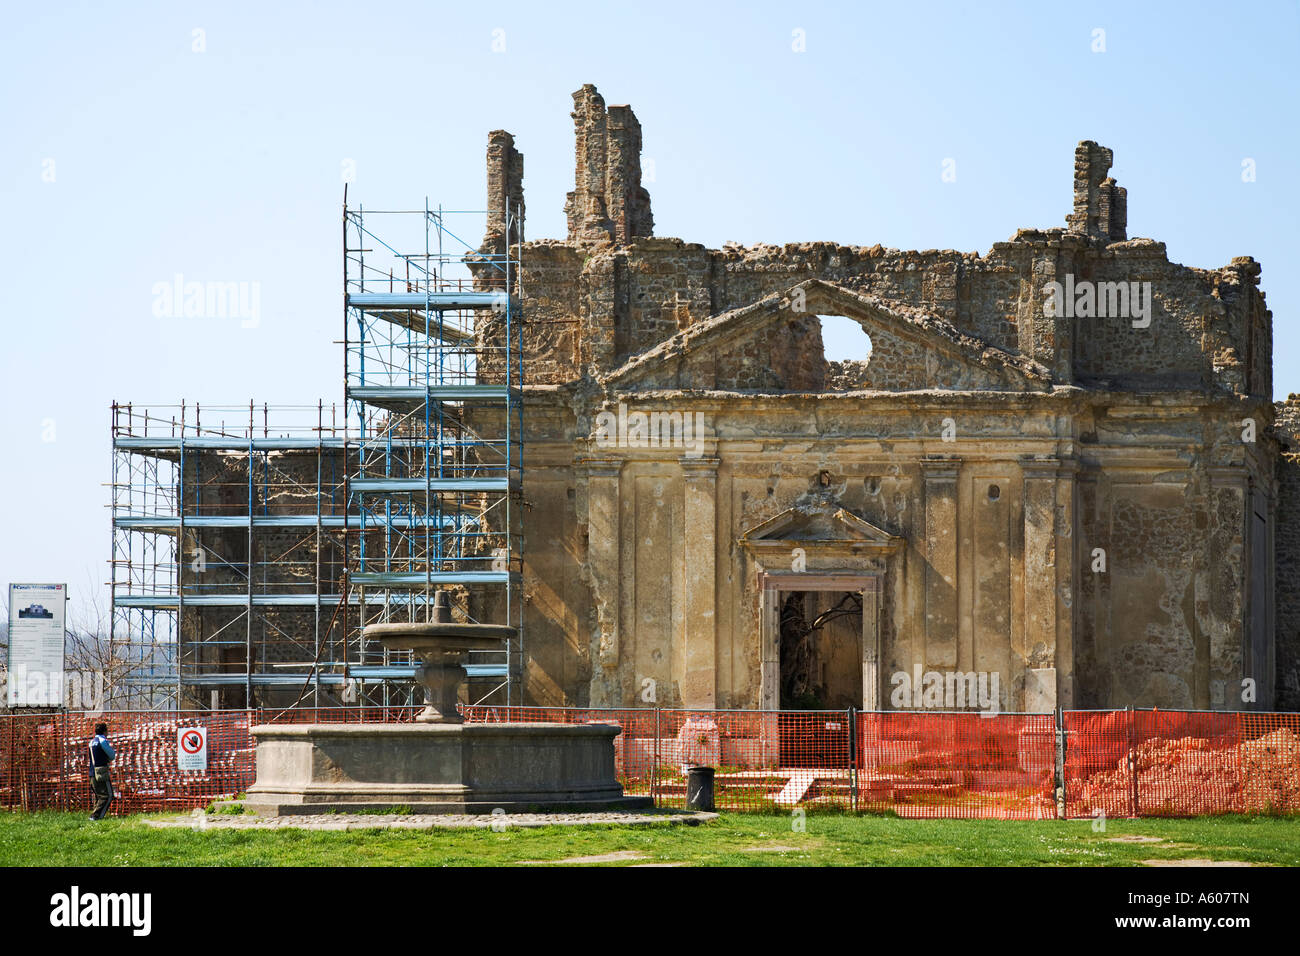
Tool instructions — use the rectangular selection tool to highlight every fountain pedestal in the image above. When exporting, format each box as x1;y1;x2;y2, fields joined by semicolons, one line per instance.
367;620;515;724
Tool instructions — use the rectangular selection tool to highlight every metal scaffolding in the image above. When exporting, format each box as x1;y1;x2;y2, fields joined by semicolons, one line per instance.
109;203;523;710
342;201;524;707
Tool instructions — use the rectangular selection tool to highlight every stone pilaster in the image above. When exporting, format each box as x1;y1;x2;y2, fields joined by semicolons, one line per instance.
583;458;623;706
861;578;882;711
922;457;960;670
1208;465;1249;710
1055;457;1079;710
760;584;779;711
1022;458;1060;710
681;457;719;708
1028;250;1076;384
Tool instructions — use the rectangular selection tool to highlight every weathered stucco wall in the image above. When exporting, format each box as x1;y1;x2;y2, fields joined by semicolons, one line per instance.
526;388;1264;712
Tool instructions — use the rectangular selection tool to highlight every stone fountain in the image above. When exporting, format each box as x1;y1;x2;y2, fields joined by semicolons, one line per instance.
244;593;650;815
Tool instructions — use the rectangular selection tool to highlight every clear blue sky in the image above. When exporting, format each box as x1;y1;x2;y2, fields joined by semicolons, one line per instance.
2;0;1297;622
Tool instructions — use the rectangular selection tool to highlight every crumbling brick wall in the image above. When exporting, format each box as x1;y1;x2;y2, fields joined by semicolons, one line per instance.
505;240;1269;403
499;111;1271;401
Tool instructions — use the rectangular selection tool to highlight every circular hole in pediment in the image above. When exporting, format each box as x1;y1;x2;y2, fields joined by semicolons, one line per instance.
817;315;873;362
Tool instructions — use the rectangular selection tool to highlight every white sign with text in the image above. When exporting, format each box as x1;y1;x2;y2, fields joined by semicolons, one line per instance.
6;583;66;707
177;727;208;771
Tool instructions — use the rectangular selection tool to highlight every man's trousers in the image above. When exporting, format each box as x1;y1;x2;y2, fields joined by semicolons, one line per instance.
90;767;113;820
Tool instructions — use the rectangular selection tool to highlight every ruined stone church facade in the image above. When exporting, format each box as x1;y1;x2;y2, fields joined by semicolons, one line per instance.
479;84;1292;714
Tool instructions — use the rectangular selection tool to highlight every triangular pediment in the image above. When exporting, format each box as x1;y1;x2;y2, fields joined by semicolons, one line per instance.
601;278;1051;393
740;501;903;550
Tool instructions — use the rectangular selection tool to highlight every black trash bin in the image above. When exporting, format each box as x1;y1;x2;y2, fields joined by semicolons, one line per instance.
685;765;715;812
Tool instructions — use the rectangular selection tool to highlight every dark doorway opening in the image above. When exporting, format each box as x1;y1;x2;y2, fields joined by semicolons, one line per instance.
778;590;862;768
779;591;862;709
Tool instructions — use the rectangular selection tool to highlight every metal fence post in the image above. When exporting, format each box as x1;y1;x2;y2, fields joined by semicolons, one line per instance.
58;711;67;812
1054;707;1065;820
848;706;857;812
1127;705;1138;818
653;706;660;808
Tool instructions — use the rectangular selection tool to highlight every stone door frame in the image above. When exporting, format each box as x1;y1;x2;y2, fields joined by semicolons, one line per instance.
758;571;883;712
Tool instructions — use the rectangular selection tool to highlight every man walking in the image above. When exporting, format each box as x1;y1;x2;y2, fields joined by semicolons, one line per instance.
88;722;115;820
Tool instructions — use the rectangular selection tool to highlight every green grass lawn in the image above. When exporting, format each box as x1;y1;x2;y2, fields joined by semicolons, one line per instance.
3;811;1299;866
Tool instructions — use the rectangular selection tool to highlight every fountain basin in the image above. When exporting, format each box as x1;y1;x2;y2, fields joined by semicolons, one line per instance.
243;721;653;815
244;614;649;815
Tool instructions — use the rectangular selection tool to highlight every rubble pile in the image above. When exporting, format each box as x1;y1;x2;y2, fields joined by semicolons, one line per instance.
1240;727;1300;812
1074;728;1300;816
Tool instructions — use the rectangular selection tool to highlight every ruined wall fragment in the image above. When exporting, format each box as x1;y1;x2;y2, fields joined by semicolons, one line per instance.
563;85;653;245
1066;140;1127;242
483;129;524;258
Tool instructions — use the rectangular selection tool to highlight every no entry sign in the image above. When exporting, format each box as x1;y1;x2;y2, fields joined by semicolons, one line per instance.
177;727;207;771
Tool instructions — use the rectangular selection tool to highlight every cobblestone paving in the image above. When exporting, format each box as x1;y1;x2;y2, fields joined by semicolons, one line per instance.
144;808;718;831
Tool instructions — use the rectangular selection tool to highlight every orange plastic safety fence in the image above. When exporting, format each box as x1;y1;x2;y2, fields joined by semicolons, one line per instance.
649;710;856;813
1062;710;1300;818
0;711;254;815
856;712;1057;819
4;708;1297;818
459;707;1056;816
